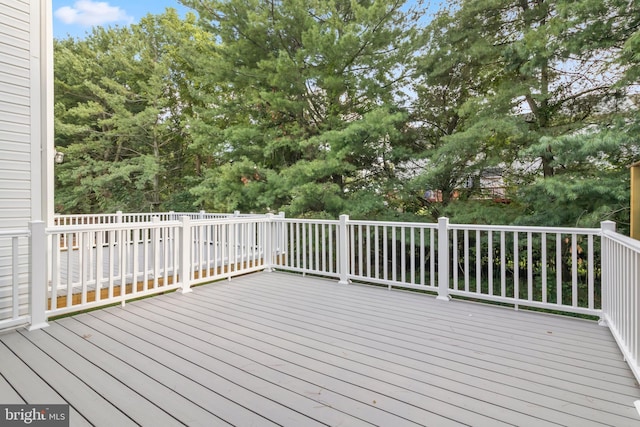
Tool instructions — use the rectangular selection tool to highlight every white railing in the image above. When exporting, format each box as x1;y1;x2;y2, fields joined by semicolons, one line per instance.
447;222;602;316
273;218;342;279
54;210;267;226
187;216;272;285
44;215;281;317
273;216;602;316
0;228;31;329
10;212;640;384
47;220;185;317
601;222;640;383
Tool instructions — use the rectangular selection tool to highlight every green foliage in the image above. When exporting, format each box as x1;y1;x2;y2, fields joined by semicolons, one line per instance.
181;0;424;218
54;9;203;213
408;0;639;230
53;0;639;229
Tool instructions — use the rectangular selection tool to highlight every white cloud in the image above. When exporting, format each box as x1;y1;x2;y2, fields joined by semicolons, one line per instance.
54;1;134;27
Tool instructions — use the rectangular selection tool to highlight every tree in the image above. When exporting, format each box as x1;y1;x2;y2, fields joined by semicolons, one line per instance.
410;0;639;227
182;0;424;218
54;9;203;213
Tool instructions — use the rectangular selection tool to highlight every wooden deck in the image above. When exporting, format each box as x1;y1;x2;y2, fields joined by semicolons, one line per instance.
1;271;639;426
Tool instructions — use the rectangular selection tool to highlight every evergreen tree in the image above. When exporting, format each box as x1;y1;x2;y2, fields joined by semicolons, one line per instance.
182;0;424;218
54;9;202;213
410;0;639;227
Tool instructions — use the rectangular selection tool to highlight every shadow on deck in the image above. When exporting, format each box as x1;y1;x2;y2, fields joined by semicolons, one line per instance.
3;271;640;426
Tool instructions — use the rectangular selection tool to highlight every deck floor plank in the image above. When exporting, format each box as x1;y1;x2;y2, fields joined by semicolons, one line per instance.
139;295;571;426
152;277;638;426
102;300;485;427
59;317;265;427
0;343;91;426
0;332;128;426
76;310;369;427
189;279;639;400
92;307;415;427
0;271;639;426
142;289;631;426
34;323;190;427
219;276;633;378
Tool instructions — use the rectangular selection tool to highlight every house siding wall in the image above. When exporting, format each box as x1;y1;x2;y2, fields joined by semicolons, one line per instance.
0;0;31;228
0;0;36;321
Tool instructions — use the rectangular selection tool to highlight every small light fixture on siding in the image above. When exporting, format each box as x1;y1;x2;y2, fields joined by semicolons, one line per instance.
54;150;65;164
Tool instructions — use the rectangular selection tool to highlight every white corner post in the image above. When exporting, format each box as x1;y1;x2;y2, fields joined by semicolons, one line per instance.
264;214;274;272
116;210;123;224
437;217;451;301
29;221;49;330
179;216;193;294
338;214;350;285
599;220;616;326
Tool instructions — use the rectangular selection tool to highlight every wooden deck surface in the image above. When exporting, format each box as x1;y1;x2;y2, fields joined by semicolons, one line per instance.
1;271;639;426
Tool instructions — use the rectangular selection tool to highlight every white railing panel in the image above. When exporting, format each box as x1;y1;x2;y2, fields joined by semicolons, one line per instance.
601;228;640;384
0;229;31;329
47;221;183;317
273;218;340;278
189;218;270;285
348;220;439;291
448;224;602;316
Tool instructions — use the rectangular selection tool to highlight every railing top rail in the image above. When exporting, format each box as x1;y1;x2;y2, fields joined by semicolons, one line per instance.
602;229;640;251
0;229;30;237
448;223;602;235
190;217;272;225
47;220;182;233
274;218;339;225
348;219;439;228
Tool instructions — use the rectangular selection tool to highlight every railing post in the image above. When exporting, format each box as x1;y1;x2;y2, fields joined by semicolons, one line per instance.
338;214;349;284
180;216;193;294
199;210;205;220
116;210;123;224
29;221;49;330
264;213;274;272
169;211;175;221
437;217;451;301
599;220;616;326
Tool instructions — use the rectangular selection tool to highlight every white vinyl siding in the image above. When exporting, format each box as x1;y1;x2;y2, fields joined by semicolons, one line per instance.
0;0;31;229
0;0;33;323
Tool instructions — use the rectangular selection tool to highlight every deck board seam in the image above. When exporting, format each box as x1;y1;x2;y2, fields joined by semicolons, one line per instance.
137;291;638;424
178;285;639;394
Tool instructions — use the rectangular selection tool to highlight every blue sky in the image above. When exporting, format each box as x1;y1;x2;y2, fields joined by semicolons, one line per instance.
52;0;442;40
52;0;192;39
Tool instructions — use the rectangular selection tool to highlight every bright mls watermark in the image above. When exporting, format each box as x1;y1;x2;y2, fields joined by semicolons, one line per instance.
0;405;69;426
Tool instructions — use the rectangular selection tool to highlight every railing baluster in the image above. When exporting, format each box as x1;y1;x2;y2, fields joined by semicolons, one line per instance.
488;231;493;296
11;236;19;319
375;225;380;280
556;233;562;305
419;227;424;286
500;231;506;297
392;226;397;283
572;233;578;307
452;229;458;290
541;232;547;304
366;225;371;278
588;234;594;310
464;230;469;292
527;232;533;301
513;232;519;301
476;230;481;294
95;231;103;302
430;227;435;288
383;226;388;281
